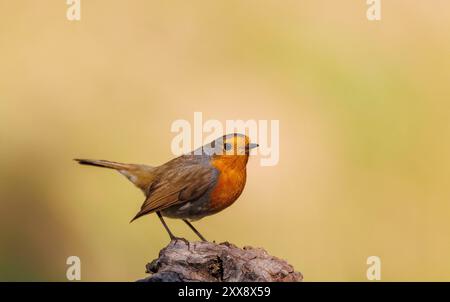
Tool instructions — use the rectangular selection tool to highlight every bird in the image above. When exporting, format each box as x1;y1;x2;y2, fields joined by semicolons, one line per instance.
75;133;258;241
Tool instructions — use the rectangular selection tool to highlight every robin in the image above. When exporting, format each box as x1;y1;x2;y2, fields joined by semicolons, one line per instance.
75;133;258;241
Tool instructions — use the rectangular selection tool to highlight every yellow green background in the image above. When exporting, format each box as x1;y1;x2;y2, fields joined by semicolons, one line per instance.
1;1;450;281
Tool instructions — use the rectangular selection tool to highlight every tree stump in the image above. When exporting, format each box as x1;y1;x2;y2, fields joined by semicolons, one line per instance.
138;239;302;282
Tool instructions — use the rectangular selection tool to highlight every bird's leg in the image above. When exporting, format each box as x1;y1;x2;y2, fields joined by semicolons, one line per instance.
157;211;177;241
183;219;207;242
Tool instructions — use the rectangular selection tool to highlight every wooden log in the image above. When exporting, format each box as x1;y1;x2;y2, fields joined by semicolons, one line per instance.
138;239;302;282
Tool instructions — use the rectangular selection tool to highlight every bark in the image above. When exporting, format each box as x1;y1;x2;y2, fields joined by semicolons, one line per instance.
138;239;302;282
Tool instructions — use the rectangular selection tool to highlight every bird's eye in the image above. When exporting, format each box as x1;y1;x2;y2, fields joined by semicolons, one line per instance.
223;143;232;151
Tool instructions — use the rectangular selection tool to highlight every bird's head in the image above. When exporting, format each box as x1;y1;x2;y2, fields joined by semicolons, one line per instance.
203;133;259;168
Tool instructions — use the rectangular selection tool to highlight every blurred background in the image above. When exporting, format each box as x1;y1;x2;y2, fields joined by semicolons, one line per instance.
1;0;450;281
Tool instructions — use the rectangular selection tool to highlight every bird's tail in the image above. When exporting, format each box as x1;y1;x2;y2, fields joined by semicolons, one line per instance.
75;159;130;170
74;158;155;192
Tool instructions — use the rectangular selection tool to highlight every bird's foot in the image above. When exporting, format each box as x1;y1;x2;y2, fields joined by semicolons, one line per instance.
170;236;189;245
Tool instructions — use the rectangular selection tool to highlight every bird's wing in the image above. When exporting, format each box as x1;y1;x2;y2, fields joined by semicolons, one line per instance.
130;163;216;221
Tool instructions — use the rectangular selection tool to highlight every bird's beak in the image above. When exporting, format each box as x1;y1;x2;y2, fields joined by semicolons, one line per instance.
247;143;259;150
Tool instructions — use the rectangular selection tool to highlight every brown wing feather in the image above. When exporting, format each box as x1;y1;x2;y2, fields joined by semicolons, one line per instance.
130;162;215;222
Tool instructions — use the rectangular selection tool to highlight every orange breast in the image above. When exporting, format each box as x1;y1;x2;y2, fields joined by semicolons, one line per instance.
210;158;247;212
